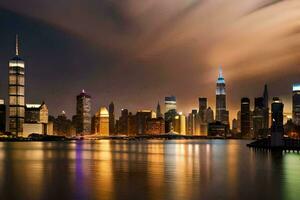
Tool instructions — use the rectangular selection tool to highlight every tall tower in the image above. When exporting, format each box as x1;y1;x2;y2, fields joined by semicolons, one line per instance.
9;35;25;136
156;101;162;118
76;90;91;135
271;97;284;147
241;97;251;137
292;84;300;126
109;102;115;135
215;66;228;125
263;84;269;129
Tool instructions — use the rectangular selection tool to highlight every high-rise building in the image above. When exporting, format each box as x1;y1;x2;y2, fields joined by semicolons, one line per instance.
109;102;115;135
215;67;229;125
94;107;109;136
271;97;284;147
118;109;129;135
205;107;214;123
292;84;300;126
241;97;251;137
136;110;154;135
173;113;186;134
263;84;269;129
165;96;176;113
198;98;207;111
187;110;198;135
76;90;91;135
145;118;165;135
164;96;177;133
253;97;266;138
9;35;25;136
0;100;6;133
156;101;162;118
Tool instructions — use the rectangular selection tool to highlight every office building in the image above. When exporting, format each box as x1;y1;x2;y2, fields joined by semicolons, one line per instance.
109;102;115;135
9;35;25;136
292;84;300;126
271;97;284;147
94;107;109;136
215;67;229;125
165;96;176;112
173;113;186;134
118;109;129;135
241;97;251;137
156;101;162;118
76;90;91;135
145;117;165;135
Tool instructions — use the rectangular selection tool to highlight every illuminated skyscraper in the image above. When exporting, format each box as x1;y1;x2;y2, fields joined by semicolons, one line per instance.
263;84;269;129
271;97;284;147
95;107;109;136
9;35;25;136
241;97;251;137
292;84;300;126
215;67;229;125
164;96;177;132
165;96;176;112
76;90;91;135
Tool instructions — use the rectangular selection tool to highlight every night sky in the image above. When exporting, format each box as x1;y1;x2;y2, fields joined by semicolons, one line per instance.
0;0;300;121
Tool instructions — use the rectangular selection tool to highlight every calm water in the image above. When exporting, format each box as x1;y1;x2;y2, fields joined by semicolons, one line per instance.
0;140;299;200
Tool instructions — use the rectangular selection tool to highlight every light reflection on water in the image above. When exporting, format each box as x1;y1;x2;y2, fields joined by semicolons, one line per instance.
0;140;299;200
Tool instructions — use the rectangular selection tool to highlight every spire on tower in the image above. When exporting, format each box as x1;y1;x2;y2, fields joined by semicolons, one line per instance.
16;34;19;56
218;66;223;78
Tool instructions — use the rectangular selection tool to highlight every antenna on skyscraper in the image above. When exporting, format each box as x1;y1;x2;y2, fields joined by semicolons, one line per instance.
218;66;223;78
15;34;19;56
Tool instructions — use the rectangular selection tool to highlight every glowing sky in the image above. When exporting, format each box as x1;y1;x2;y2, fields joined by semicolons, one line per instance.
0;0;299;121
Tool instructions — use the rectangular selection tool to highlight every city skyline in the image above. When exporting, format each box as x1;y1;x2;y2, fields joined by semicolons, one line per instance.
0;1;300;122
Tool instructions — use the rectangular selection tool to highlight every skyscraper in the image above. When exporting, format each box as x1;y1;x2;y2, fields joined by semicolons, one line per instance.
165;96;176;112
95;107;109;136
198;98;207;111
76;90;91;135
0;100;6;133
292;84;300;126
109;102;115;135
271;97;284;147
241;97;251;137
215;67;229;125
263;84;269;129
156;101;162;118
9;35;25;136
253;97;266;138
164;96;177;132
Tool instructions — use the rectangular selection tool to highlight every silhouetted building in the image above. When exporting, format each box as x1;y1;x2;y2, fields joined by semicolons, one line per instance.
232;118;238;135
76;90;91;135
51;111;74;137
128;112;137;136
94;107;109;136
208;121;228;137
156;101;162;118
241;97;251;137
271;97;284;147
109;102;115;135
263;84;269;129
9;35;25;136
146;117;165;134
199;98;207;112
216;67;229;125
253;97;266;138
292;84;300;126
136;110;154;135
205;107;214;123
0;100;6;133
118;109;129;135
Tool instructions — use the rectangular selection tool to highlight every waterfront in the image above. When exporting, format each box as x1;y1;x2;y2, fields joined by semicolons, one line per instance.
0;140;299;200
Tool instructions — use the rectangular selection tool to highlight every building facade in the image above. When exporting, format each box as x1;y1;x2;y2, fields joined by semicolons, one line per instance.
292;84;300;126
9;35;25;136
76;90;91;135
109;102;115;135
271;97;284;147
215;67;229;125
241;97;251;137
94;107;109;136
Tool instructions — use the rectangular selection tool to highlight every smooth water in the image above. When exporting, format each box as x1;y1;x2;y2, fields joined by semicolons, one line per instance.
0;140;299;200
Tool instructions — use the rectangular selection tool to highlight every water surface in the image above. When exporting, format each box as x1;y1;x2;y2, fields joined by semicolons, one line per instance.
0;140;299;200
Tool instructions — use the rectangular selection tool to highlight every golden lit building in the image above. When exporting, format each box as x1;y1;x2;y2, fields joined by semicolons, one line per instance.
95;107;109;136
173;113;186;135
